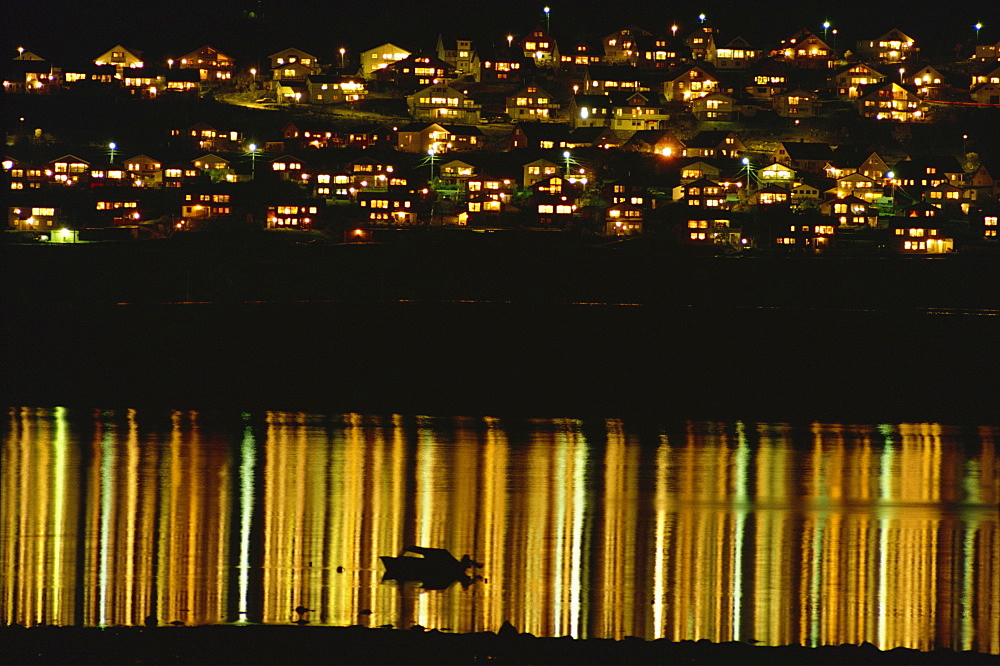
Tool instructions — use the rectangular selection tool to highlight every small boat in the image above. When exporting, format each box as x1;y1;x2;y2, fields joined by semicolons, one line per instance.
380;546;482;589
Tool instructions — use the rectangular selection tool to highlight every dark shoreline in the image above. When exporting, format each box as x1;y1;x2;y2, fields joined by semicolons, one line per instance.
1;625;996;665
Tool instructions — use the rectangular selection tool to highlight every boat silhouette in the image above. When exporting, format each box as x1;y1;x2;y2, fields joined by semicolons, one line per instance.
380;546;482;589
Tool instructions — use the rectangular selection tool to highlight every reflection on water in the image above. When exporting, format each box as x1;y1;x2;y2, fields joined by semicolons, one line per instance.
1;408;997;653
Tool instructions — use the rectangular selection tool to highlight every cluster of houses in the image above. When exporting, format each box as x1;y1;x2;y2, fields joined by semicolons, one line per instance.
5;19;1000;252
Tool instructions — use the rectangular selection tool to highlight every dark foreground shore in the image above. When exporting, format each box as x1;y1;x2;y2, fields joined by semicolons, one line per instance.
1;625;997;665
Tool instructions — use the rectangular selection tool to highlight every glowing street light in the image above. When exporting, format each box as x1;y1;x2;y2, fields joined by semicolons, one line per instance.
698;13;706;23
17;46;25;59
898;67;905;84
167;58;174;69
339;47;346;69
247;143;259;179
507;34;514;50
822;21;831;40
975;22;983;42
250;68;257;87
543;6;550;32
108;142;117;164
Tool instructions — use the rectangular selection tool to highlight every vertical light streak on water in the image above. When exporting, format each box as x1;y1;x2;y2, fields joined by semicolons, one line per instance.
552;429;568;635
651;434;671;639
415;419;436;628
237;420;256;624
51;407;68;625
808;516;825;647
123;409;139;625
960;523;976;651
570;426;588;639
732;421;749;643
98;419;115;627
876;424;895;650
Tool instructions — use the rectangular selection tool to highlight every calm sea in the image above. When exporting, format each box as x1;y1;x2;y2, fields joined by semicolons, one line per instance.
2;408;997;653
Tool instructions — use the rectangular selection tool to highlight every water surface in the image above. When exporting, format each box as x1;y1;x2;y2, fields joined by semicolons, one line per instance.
2;408;997;654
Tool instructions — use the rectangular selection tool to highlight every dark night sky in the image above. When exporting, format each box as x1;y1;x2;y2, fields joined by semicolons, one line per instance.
5;0;998;66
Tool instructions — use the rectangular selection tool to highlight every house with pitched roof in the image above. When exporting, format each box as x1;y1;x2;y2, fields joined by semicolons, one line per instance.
772;142;835;174
623;129;684;156
856;29;919;64
829;63;886;98
360;43;411;78
520;27;559;67
857;82;927;122
506;85;560;121
177;46;234;81
771;29;834;69
682;131;745;159
94;45;144;75
408;84;481;124
663;65;718;102
691;92;736;121
307;74;366;103
436;36;477;76
716;37;760;69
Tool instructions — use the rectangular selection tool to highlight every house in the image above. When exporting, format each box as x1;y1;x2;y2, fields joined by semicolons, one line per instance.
94;191;142;225
164;68;200;94
274;80;308;103
523;159;561;187
757;162;797;187
752;184;791;206
715;37;760;69
436;36;477;76
583;66;647;94
162;162;201;188
819;195;879;226
829;63;886;98
177;46;234;81
508;123;570;150
679;160;723;183
571;94;615;128
680;178;728;208
88;162;129;186
269;48;320;74
379;53;455;89
888;216;953;253
265;201;321;229
506;85;559;121
307;74;366;103
563;126;621;149
634;34;688;69
479;45;527;83
174;122;242;152
7;203;63;232
396;122;483;153
608;92;669;130
976;212;999;241
889;157;964;190
772;142;835;174
3;58;54;93
968;161;1000;201
791;182;822;210
47;155;90;186
602;26;652;64
746;59;791;99
682;131;745;159
973;40;1000;62
824;149;892;181
603;204;643;235
691;92;735;121
94;45;143;75
269;155;306;180
408;84;482;124
857;82;928;122
971;81;1000;105
358;189;420;225
520;27;559;66
772;29;834;69
830;172;882;202
685;26;717;63
680;213;741;246
182;189;233;219
560;40;604;68
856;29;919;64
438;159;478;184
923;182;965;210
663;65;718;102
623;129;683;156
192;154;233;174
360;43;411;78
123;155;163;186
773;89;819;117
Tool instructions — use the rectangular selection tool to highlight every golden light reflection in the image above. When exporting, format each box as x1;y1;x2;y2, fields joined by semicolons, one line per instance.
0;412;997;655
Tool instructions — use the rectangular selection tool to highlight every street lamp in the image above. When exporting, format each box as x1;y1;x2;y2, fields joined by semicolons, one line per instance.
248;143;259;179
822;21;830;40
698;13;706;24
339;48;346;69
671;24;678;38
507;34;514;50
17;47;24;59
898;67;905;84
250;68;256;87
543;6;550;32
563;150;571;176
975;23;983;42
108;142;117;164
167;58;174;69
427;148;437;181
